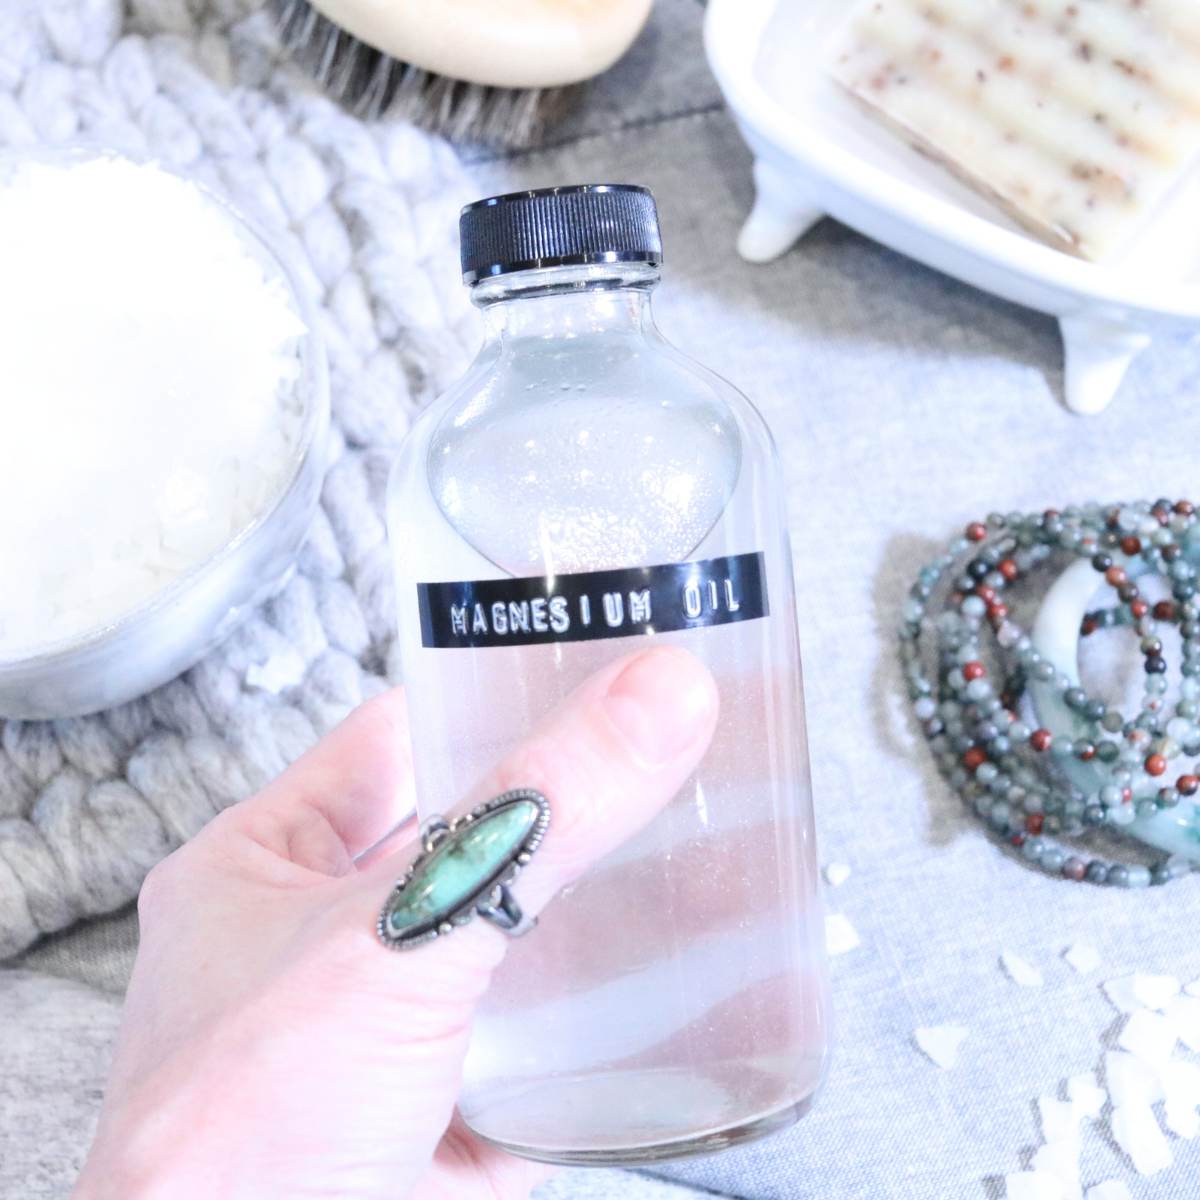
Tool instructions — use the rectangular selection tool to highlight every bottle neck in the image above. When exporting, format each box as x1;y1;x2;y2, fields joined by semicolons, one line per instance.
470;261;660;343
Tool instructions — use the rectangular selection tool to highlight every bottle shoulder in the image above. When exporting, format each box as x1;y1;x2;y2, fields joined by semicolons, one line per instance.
645;331;780;459
408;333;777;458
391;333;782;577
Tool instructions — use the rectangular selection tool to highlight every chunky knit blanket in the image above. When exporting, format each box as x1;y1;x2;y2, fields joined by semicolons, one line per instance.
0;0;479;959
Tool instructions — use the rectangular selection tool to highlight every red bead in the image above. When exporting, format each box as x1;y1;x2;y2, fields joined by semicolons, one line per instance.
966;522;987;542
1178;775;1199;796
1078;744;1096;761
1010;833;1027;847
1120;536;1142;556
962;661;986;681
1176;500;1195;516
963;747;987;772
1081;617;1098;636
1154;601;1176;621
1105;566;1127;587
1025;813;1044;835
1130;599;1149;619
1146;753;1168;777
998;558;1018;582
988;603;1009;622
1030;729;1053;752
975;585;998;604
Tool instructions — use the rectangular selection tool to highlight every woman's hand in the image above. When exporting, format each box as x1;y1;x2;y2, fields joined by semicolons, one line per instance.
74;647;718;1200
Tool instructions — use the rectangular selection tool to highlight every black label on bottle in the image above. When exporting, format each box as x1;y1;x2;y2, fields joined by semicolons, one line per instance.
417;552;768;649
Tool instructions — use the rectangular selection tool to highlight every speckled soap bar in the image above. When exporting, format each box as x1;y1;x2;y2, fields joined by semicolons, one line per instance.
829;0;1200;260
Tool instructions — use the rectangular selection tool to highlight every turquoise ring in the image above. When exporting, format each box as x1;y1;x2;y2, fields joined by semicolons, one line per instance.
377;789;550;951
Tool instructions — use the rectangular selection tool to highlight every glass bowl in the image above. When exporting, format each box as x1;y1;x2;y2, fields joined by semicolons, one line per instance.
0;150;329;720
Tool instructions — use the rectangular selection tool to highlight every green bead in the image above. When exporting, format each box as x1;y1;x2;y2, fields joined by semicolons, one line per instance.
384;799;541;936
1101;710;1125;734
1157;737;1181;759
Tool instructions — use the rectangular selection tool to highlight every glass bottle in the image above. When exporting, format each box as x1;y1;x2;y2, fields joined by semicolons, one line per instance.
387;185;829;1164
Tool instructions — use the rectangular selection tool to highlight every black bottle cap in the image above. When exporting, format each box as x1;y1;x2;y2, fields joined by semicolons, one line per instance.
459;184;662;284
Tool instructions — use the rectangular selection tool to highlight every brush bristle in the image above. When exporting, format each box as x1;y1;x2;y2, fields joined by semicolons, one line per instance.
271;0;578;148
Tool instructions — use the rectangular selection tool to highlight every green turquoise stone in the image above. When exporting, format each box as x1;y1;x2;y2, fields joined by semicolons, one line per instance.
385;800;540;936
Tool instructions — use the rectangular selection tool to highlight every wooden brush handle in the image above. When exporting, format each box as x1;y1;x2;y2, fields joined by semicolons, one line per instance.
311;0;654;89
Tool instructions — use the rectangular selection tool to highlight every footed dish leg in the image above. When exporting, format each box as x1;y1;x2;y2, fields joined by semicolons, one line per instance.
738;158;823;263
1059;314;1152;416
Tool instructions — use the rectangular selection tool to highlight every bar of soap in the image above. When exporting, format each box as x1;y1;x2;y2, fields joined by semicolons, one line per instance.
828;0;1200;260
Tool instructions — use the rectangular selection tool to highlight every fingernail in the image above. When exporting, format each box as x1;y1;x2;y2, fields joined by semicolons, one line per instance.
603;648;717;766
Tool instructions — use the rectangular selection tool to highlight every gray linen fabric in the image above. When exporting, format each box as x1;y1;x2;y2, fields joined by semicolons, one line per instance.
475;110;1200;1196
11;904;137;996
8;1;1200;1199
0;972;121;1197
466;7;1200;1199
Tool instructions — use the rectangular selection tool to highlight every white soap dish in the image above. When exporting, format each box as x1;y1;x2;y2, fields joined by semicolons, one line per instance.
704;0;1200;415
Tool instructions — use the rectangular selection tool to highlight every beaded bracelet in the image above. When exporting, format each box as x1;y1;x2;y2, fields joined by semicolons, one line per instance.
902;499;1200;887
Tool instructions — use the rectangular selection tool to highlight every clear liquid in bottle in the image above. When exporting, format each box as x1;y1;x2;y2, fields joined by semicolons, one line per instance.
387;185;830;1164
